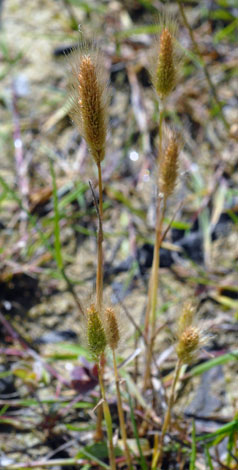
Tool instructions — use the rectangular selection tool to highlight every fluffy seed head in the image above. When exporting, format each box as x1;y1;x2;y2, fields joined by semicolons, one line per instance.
159;129;180;198
176;301;208;364
150;19;178;100
87;304;107;360
68;45;109;164
176;325;200;364
178;301;196;337
104;307;120;350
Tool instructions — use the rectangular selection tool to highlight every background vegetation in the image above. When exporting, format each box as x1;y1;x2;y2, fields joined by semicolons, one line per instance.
0;0;238;469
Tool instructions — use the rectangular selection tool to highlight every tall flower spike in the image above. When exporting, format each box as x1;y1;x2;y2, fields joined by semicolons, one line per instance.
176;301;208;364
150;19;178;100
159;129;180;198
178;301;196;336
176;325;200;364
69;45;109;164
87;304;107;361
104;307;120;350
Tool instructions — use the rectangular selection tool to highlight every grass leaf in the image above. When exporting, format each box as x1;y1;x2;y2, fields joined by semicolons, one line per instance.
196;419;238;442
189;420;196;470
190;350;238;376
205;445;214;470
126;382;148;470
49;160;63;271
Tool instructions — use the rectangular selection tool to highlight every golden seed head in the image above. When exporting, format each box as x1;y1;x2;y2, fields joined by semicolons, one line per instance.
159;130;180;198
87;304;107;360
176;300;209;364
156;28;176;98
68;46;109;164
150;20;178;100
104;307;120;350
178;301;196;337
176;325;200;364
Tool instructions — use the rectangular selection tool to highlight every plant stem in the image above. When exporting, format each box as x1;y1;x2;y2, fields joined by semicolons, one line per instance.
96;161;104;312
143;199;166;391
98;361;116;470
150;199;166;342
152;359;182;470
112;349;133;470
93;161;104;441
143;108;165;390
158;107;164;162
177;0;229;130
94;397;104;442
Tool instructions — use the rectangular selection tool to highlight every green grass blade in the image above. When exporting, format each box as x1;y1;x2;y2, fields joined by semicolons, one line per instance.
58;182;88;210
0;404;9;416
196;420;238;442
214;18;238;43
189;420;196;470
126;383;148;470
226;427;235;467
48;342;92;361
205;445;214;470
108;187;145;219
76;448;110;469
0;398;93;408
49;160;63;271
190;350;238;376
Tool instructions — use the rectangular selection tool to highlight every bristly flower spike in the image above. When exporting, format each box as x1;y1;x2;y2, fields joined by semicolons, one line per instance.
177;301;196;336
159;128;181;199
87;304;107;361
150;17;178;100
105;307;132;469
176;325;200;364
68;44;109;164
176;301;208;364
104;307;120;350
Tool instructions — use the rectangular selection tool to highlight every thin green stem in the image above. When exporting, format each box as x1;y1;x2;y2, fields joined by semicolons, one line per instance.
112;350;133;470
98;362;116;470
96;162;104;312
158;107;164;162
150;200;166;340
144;104;164;341
143;199;166;390
93;161;104;441
143;107;165;390
94;399;104;442
152;359;182;469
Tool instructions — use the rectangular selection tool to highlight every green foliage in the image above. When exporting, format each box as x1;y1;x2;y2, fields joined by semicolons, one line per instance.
50;160;63;271
126;383;148;470
197;418;238;468
190;350;238;376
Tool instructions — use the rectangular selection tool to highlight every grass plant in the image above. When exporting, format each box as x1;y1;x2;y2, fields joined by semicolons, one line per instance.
65;17;217;470
143;17;182;393
68;45;118;467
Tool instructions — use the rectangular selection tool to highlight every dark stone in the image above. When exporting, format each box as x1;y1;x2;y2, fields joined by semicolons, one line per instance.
35;330;77;345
